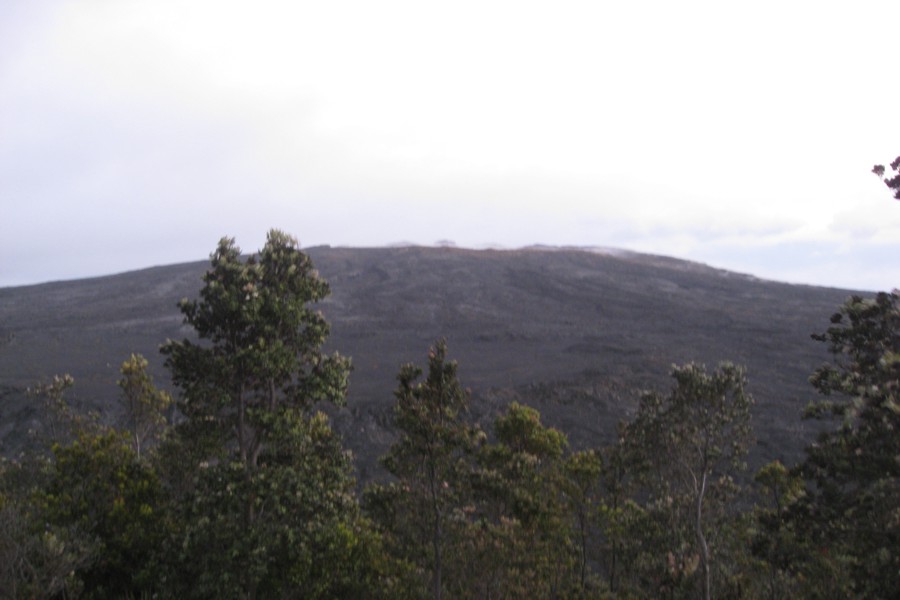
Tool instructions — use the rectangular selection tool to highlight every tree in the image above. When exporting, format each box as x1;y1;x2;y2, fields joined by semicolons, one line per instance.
750;461;806;600
117;353;172;459
366;340;481;600
4;374;165;599
158;231;386;599
26;374;87;447
593;424;645;596
471;402;577;598
161;230;351;473
0;460;92;600
625;363;753;600
37;429;165;598
871;155;900;200
562;448;603;594
788;291;900;597
161;410;396;599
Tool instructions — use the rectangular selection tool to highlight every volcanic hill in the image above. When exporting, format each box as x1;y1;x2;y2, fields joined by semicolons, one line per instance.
0;246;858;479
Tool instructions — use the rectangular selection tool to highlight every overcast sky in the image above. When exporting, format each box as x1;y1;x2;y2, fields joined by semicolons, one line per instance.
2;0;898;290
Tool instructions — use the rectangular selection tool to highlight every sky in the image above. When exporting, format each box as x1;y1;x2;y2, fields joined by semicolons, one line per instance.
1;0;899;291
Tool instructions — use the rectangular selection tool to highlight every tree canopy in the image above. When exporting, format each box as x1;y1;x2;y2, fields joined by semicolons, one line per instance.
790;291;900;597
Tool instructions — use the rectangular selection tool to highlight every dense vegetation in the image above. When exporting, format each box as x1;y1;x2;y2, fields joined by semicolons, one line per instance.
1;230;896;599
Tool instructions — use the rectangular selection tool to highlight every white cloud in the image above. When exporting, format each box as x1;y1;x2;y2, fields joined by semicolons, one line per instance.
1;0;899;289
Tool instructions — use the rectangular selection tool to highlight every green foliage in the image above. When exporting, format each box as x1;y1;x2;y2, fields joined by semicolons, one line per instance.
161;410;394;599
117;353;172;459
371;394;607;598
622;363;753;600
747;461;807;600
479;403;568;526
495;401;567;459
26;374;94;446
39;429;165;598
383;340;478;480
161;229;351;469
563;449;604;593
157;231;392;599
587;426;639;596
0;459;92;600
786;291;900;597
4;376;164;598
369;339;481;600
470;402;580;598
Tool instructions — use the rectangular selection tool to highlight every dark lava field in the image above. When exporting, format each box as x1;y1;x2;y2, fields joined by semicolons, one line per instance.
0;246;859;480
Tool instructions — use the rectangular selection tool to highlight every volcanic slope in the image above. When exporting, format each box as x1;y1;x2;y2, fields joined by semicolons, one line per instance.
0;246;856;479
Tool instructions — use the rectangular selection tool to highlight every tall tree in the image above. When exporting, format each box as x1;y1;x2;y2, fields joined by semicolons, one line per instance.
625;363;753;600
471;402;576;598
158;231;382;599
562;448;603;594
750;460;806;600
594;424;642;596
789;291;900;597
366;340;480;600
161;229;350;473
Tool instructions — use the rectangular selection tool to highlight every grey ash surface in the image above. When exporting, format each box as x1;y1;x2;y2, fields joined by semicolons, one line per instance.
0;246;854;480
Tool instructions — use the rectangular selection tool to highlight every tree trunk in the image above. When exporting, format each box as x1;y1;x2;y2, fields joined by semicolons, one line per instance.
238;383;247;464
433;510;442;600
579;512;587;590
608;485;620;593
428;460;443;600
696;471;711;600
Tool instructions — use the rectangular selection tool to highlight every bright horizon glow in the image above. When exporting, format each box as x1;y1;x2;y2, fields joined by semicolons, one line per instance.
2;0;899;290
